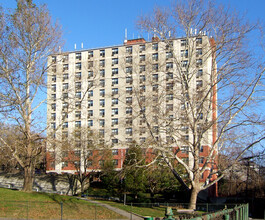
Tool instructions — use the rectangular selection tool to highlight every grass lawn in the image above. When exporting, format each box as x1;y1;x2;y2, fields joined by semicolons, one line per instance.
0;188;127;219
98;200;170;218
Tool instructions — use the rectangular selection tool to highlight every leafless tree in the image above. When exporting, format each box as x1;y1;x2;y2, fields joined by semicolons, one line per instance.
133;0;265;209
0;0;62;191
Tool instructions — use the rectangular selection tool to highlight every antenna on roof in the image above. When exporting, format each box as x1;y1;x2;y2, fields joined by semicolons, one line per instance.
81;43;83;49
74;44;76;50
124;28;127;44
169;31;171;38
59;46;61;53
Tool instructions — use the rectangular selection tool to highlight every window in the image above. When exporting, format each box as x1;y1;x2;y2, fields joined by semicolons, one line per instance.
139;137;146;143
196;59;202;66
75;82;81;90
198;113;203;120
112;48;118;56
181;39;188;46
51;56;56;63
139;44;145;52
126;138;132;143
88;61;93;68
112;118;118;125
182;157;189;165
112;139;118;144
100;59;105;67
166;72;173;80
152;53;158;61
88;81;93;88
88;110;93;117
62;122;68;129
62;112;68;119
152;43;158;51
63;73;69;81
62;102;68;110
126;46;132;54
197;69;203;78
112;58;118;65
100;69;105;77
113;159;118;166
139;75;145;83
52;65;56;72
126;97;132;104
126;118;132;125
76;62;81;70
112;128;118;135
100;89;105;97
181;60;188;67
140;65;145;73
88;120;93;127
126;76;133;84
75;91;81;99
199;157;204;164
87;100;93;107
152;84;158;92
166;93;173;101
62;131;68;138
88;50;93;58
196;80;203;89
153;74;158;82
51;75;56;82
99;129;105;137
76;53;81;60
88;90;93;97
140;85;145;92
51;113;56;120
75;131;81;139
88;71;93;78
99;99;105;107
196;37;202;45
75;121;81;128
153;63;158;71
63;64;68;71
140;96;145;103
51;84;56;92
100;49;105;57
112;98;118;105
139;55;145;62
112;108;118;115
62;161;68;168
75;111;81;119
166;51;173;59
126;66;132;74
62;54;68;62
126;127;133;135
200;145;204;152
166;104;173;111
126;107;132;115
87;160;92;166
75;101;81;109
196;48;202;56
99;109;105;117
112;88;118;95
99;119;105;127
112;68;118;76
181;50;188;57
126;56;132;64
51;122;56;129
166;62;173;70
112;149;118;155
112;78;118;85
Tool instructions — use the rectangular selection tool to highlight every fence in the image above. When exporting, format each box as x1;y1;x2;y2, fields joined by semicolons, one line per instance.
0;200;124;220
124;202;249;220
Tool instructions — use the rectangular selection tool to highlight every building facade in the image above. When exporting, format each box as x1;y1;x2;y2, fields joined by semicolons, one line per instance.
46;35;217;185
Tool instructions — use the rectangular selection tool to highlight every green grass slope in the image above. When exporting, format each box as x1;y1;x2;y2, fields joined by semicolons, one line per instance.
0;188;126;219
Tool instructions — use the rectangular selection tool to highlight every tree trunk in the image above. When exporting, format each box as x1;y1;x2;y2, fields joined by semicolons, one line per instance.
23;166;34;192
189;186;198;210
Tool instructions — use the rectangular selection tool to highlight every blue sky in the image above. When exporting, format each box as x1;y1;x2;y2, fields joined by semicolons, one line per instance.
1;0;264;51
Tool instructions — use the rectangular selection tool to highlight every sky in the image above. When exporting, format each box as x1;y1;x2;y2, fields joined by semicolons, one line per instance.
1;0;264;52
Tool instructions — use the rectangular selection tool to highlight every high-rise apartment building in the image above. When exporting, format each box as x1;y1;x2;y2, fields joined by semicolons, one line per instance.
46;35;217;180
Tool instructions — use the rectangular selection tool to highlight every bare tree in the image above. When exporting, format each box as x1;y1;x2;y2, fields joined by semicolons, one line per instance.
0;0;62;191
133;0;265;209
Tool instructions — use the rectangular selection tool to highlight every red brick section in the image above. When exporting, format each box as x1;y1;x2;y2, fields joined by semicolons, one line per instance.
125;38;146;45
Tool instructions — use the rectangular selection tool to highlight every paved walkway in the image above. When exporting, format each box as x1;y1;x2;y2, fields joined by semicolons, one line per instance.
81;198;144;220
